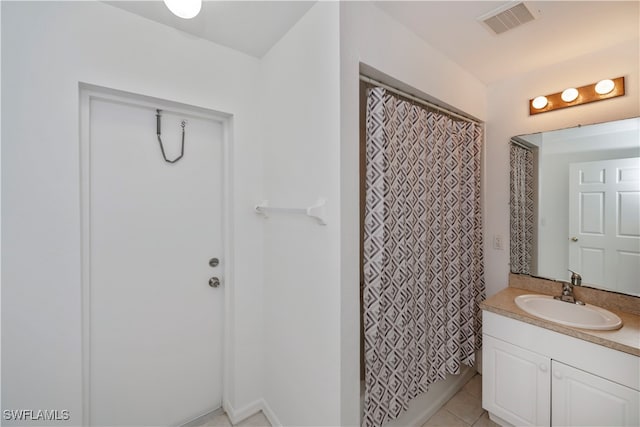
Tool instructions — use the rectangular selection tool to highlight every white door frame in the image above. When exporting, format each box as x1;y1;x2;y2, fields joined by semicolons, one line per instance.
79;83;235;426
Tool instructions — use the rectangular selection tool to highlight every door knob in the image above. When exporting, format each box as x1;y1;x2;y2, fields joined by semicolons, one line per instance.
208;277;221;288
570;237;579;242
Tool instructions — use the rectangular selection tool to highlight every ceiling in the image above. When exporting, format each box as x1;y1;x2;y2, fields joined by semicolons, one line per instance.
105;1;639;85
104;1;315;58
375;1;639;85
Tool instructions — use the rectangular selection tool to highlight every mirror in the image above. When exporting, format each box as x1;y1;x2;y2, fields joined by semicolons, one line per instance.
510;117;640;296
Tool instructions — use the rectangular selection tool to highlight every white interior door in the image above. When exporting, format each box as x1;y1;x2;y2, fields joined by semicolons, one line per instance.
568;158;640;295
85;94;224;426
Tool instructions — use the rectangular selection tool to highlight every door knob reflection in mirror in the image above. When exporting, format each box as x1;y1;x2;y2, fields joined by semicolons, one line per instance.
208;277;220;288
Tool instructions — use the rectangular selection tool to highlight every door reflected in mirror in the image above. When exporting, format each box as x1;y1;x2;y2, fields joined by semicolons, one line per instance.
510;117;640;297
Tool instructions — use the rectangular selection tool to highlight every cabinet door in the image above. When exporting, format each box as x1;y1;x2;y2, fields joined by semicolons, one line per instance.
483;334;551;426
552;360;640;426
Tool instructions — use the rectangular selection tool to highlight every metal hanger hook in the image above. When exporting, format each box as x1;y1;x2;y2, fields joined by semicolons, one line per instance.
156;109;186;164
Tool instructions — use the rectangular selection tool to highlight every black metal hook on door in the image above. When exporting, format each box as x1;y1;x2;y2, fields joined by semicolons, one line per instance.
156;109;185;163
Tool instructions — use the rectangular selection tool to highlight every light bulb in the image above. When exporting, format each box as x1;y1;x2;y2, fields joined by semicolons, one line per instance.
163;0;202;19
595;79;615;95
561;88;579;103
532;96;548;109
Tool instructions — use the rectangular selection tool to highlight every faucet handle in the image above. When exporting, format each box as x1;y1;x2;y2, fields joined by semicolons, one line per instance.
568;269;582;286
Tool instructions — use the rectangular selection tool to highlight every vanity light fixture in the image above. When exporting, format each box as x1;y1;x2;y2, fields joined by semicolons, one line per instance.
561;88;578;103
595;79;615;95
531;96;548;109
163;0;202;19
529;76;625;115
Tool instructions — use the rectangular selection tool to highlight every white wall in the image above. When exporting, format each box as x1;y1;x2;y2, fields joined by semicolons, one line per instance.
339;3;487;424
485;39;640;297
1;2;264;423
260;3;342;425
4;2;639;426
0;0;3;412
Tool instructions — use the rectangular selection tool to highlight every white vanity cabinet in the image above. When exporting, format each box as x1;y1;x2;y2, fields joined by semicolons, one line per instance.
483;334;550;426
551;360;639;427
482;311;640;427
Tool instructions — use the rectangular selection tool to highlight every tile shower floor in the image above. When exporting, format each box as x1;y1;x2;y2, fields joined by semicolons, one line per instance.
199;374;497;427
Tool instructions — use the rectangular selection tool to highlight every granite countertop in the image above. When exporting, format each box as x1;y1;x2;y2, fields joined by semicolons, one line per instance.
480;287;640;357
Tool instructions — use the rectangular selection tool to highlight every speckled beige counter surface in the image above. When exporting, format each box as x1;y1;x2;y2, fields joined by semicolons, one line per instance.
481;287;640;357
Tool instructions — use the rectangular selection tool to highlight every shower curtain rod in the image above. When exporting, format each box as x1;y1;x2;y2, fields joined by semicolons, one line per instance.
510;138;534;151
359;74;481;125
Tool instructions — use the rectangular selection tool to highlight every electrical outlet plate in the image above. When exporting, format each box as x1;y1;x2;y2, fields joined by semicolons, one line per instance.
493;234;504;250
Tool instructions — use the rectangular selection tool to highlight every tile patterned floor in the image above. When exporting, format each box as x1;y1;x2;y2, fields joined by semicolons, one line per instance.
201;374;497;427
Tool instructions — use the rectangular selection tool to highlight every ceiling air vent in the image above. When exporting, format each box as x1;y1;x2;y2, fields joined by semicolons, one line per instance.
478;2;538;35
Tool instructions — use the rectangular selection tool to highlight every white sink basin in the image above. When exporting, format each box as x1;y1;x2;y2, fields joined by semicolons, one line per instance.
514;294;623;331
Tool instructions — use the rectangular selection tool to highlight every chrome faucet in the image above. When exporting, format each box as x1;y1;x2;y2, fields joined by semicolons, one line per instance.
554;270;585;305
569;270;582;287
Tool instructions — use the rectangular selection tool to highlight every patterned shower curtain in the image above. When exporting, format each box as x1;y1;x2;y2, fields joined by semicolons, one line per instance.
362;87;485;427
509;143;535;274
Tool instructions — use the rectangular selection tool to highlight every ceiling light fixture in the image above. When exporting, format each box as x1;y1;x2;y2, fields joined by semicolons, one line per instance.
595;79;615;95
532;96;548;109
561;88;579;103
529;77;625;115
163;0;202;19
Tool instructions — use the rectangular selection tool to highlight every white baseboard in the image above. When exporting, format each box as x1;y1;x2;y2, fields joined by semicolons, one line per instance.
180;407;225;427
261;399;282;427
223;398;282;427
223;399;262;424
